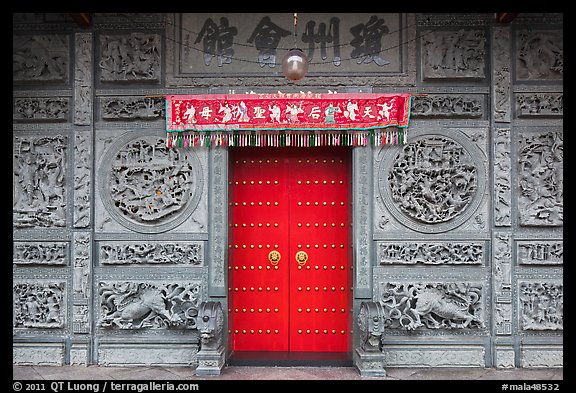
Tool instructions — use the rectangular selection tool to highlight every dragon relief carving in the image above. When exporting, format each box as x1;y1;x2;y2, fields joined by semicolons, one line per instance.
98;282;200;329
380;282;484;330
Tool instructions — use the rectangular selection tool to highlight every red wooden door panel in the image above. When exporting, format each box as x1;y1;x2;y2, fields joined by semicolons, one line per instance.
288;151;351;352
229;147;351;353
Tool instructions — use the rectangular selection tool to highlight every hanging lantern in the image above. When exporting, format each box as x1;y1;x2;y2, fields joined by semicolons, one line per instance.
282;48;309;81
281;13;309;81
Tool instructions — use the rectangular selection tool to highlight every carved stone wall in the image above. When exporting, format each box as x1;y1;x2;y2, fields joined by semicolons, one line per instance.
13;12;562;369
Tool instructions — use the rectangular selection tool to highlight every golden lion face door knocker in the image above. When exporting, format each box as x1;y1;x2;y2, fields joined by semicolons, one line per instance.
295;250;308;266
268;250;281;265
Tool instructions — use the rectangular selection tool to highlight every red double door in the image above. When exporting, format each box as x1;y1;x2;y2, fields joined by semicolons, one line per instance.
228;147;352;353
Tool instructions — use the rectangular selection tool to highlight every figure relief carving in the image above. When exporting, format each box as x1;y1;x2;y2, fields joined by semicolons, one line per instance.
98;281;200;329
492;27;511;123
519;281;563;331
517;241;563;265
422;29;486;79
516;93;563;118
73;233;91;300
518;131;563;226
494;129;511;226
13;135;67;228
380;282;484;330
101;97;165;120
74;32;93;126
13;282;65;328
99;33;161;82
73;133;92;228
13;242;68;265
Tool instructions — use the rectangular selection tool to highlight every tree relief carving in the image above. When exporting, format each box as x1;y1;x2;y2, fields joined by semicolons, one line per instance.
99;132;203;233
379;282;484;330
379;131;486;233
98;281;201;330
13;34;69;83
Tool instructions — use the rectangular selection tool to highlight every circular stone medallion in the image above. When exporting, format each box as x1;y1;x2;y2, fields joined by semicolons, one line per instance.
99;131;203;233
378;130;486;233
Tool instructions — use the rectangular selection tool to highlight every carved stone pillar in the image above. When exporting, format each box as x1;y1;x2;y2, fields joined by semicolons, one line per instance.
194;301;225;376
355;301;386;377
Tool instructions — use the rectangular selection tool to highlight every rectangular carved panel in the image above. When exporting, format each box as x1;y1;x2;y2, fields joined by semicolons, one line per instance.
377;241;484;265
13;241;68;265
98;241;203;265
519;280;563;331
377;281;485;330
97;281;202;330
13;135;67;229
13;281;66;329
517;240;563;265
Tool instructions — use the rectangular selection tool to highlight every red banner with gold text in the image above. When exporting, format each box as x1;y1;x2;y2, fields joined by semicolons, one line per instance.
165;93;412;148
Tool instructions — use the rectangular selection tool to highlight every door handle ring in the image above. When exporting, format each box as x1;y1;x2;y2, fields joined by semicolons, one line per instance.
268;250;281;265
295;251;308;266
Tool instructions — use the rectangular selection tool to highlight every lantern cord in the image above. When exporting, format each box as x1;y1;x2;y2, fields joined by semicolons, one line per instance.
293;13;298;47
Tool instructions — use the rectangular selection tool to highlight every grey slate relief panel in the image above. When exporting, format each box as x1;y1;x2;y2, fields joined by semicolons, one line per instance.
12;12;562;367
